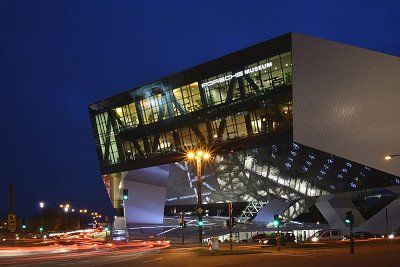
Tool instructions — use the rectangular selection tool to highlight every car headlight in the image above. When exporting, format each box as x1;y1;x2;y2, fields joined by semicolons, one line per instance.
388;234;394;239
311;237;318;242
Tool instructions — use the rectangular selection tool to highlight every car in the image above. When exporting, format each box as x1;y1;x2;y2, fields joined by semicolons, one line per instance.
259;233;295;247
251;234;268;242
308;229;343;242
353;231;375;239
112;229;128;242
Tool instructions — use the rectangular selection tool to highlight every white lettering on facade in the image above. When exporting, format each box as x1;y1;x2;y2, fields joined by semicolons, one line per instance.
201;62;272;88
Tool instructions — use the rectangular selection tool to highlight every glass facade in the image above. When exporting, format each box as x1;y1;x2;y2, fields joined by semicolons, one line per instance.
91;48;292;170
203;52;292;107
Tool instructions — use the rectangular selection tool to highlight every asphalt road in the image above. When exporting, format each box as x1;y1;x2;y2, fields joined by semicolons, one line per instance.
3;242;399;267
103;244;400;267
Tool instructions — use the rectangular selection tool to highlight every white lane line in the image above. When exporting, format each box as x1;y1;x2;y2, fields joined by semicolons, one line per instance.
142;257;163;263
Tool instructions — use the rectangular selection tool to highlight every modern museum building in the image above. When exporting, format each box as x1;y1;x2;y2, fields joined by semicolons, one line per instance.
88;33;400;240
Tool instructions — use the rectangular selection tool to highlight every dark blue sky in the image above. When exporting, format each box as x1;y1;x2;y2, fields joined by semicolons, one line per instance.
1;0;399;217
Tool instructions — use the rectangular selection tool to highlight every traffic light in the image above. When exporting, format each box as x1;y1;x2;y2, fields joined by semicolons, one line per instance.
104;226;110;231
198;220;203;226
122;189;128;200
21;219;27;229
180;220;187;228
345;211;354;226
39;226;44;232
273;214;281;227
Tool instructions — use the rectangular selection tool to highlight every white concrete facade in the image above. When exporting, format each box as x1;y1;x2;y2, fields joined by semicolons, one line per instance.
292;33;400;177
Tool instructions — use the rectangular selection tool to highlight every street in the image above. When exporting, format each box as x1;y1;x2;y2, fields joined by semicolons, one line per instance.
105;244;400;267
1;242;399;266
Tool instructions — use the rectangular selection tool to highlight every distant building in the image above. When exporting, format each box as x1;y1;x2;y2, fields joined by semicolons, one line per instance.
88;33;400;235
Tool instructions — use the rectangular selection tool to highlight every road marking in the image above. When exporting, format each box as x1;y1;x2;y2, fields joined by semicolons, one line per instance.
142;257;163;263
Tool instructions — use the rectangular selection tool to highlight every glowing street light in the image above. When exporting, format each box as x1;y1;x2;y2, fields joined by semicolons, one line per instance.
39;201;45;235
79;209;88;229
186;149;211;244
60;203;71;230
385;154;399;160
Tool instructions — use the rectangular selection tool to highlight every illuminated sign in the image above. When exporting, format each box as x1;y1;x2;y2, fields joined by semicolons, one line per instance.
201;62;272;88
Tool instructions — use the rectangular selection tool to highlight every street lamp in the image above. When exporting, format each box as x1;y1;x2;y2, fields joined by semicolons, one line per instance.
385;154;400;160
60;203;71;230
186;149;211;244
79;209;88;229
39;202;45;234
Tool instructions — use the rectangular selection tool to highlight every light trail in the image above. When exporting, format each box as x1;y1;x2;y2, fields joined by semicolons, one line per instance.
0;240;170;266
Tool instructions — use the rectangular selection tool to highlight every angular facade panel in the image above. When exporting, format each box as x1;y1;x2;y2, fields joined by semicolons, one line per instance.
292;33;400;177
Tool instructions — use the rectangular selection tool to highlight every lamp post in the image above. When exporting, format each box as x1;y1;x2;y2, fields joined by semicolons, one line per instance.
79;209;88;229
61;203;70;230
39;201;45;234
187;149;211;244
385;154;400;160
384;152;398;248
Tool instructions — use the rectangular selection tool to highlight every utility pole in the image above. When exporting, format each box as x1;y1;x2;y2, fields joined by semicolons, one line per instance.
273;214;282;251
228;202;233;251
187;150;210;245
345;210;354;254
196;156;203;244
385;208;389;236
180;212;185;245
350;221;354;254
7;183;17;233
385;208;390;251
10;183;14;213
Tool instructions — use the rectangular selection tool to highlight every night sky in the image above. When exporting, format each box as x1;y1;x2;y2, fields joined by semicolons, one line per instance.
1;1;399;218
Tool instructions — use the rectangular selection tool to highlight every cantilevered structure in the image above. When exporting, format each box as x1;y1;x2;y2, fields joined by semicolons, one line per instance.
89;33;400;235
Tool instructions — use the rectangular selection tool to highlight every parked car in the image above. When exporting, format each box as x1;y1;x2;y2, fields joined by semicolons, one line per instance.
259;233;295;247
251;234;268;242
353;231;375;239
308;229;343;242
